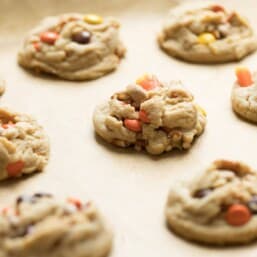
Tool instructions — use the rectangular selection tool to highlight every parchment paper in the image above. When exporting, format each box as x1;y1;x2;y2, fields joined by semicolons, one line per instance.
0;0;257;256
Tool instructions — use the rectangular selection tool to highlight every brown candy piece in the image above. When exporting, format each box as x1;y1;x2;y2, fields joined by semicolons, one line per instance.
193;188;212;198
72;31;91;44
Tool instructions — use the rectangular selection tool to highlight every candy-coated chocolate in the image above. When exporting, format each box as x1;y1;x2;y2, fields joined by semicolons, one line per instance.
68;197;82;209
84;14;103;25
6;160;24;177
40;31;59;45
136;75;160;91
139;110;150;123
225;204;251;226
198;33;216;44
2;122;14;129
124;119;142;132
211;5;225;12
33;42;41;51
235;66;253;87
72;31;91;44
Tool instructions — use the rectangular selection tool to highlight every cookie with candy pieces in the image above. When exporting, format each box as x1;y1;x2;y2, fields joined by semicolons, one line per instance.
166;160;257;245
18;13;126;81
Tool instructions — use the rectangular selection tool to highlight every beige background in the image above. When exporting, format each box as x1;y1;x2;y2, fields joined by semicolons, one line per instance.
0;0;257;256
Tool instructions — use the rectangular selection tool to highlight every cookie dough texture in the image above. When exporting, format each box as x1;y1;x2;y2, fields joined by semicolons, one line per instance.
0;80;5;96
93;76;206;155
0;108;49;180
18;13;126;81
166;160;257;245
231;71;257;123
0;193;112;257
158;2;257;63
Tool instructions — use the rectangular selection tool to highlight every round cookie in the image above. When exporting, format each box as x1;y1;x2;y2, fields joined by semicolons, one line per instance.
232;67;257;123
0;193;112;257
0;107;49;180
166;159;257;245
18;13;126;81
93;75;206;155
158;2;257;63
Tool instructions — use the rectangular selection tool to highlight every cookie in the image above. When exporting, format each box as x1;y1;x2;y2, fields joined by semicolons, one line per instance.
93;74;206;155
166;159;257;245
18;13;126;81
158;2;257;63
0;193;112;257
0;79;5;96
231;66;257;123
0;107;49;180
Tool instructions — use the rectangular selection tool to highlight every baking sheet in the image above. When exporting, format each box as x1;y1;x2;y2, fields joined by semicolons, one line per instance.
0;0;257;256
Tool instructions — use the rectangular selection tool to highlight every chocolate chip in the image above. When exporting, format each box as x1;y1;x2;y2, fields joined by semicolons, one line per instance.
16;196;24;205
72;31;91;44
33;192;52;198
193;188;212;198
248;196;257;213
16;193;52;206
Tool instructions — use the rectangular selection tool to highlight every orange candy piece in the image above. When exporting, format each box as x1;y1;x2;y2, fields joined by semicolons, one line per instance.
124;119;142;132
33;42;41;51
6;160;24;177
40;31;59;45
235;67;253;87
2;121;14;128
225;204;251;226
139;110;150;123
211;5;225;12
2;121;14;129
67;197;82;209
136;75;160;91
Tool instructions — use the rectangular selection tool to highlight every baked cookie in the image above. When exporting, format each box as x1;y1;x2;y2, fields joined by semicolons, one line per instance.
166;159;257;245
0;80;5;96
18;13;126;81
93;75;206;155
232;66;257;123
158;2;257;63
0;108;49;180
0;193;112;257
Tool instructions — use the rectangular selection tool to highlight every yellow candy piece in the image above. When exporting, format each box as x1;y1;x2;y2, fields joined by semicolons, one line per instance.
84;14;103;25
195;104;207;117
197;33;216;45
